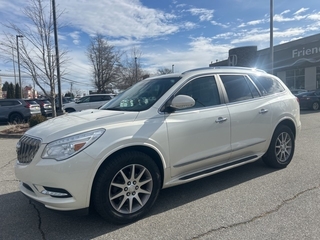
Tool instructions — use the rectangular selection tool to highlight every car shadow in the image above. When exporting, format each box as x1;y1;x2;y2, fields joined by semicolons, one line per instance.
0;159;278;239
300;109;319;115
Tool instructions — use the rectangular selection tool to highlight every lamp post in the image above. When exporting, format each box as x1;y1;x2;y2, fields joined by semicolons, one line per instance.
270;0;274;74
16;35;23;98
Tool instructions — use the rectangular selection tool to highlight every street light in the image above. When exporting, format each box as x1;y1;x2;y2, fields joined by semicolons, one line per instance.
16;35;23;98
270;0;274;74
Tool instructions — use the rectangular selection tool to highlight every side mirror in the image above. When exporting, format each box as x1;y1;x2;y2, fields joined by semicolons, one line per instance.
170;95;195;109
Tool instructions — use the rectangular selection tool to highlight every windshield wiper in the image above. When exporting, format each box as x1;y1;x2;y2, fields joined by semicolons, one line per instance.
102;107;122;111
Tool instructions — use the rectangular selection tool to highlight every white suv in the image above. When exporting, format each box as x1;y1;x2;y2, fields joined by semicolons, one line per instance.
63;94;115;112
15;67;301;224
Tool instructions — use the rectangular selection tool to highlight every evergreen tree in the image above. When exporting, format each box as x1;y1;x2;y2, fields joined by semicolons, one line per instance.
7;83;15;99
15;83;21;98
2;81;9;91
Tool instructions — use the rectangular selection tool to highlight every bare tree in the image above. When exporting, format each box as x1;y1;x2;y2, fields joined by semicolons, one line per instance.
87;34;122;93
116;46;149;91
0;0;68;117
157;67;173;75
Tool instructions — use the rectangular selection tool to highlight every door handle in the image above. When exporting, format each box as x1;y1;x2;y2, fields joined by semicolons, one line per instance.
215;117;227;123
259;109;268;114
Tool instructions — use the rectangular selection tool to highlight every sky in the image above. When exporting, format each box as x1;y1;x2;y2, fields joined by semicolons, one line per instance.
1;0;320;95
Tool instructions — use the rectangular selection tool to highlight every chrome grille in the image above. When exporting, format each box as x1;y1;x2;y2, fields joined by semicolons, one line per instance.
16;135;41;164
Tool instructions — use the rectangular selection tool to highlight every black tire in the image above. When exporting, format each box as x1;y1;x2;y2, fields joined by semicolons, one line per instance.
65;108;75;113
92;151;161;224
262;125;295;169
9;113;24;123
311;101;319;111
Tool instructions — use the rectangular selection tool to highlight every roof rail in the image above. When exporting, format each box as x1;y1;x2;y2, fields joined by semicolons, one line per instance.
182;66;266;74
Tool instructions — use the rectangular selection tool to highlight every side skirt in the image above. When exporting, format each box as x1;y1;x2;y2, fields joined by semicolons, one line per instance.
179;155;258;181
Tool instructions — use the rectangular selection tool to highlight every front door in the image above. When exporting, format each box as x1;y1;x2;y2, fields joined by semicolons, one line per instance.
165;75;231;179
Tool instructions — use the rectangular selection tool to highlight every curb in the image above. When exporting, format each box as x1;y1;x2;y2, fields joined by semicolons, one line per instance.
0;133;23;139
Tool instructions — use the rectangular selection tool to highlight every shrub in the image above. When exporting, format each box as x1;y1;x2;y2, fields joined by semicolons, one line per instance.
29;115;47;127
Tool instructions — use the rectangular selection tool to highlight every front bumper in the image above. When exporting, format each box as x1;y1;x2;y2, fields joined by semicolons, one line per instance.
15;148;97;211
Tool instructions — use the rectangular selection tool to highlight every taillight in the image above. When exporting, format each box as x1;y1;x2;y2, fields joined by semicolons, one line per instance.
25;102;31;108
296;97;299;104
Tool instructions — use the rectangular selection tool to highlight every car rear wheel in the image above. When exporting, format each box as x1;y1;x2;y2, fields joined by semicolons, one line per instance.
9;113;24;123
92;151;161;224
65;108;75;113
311;101;319;111
262;125;295;169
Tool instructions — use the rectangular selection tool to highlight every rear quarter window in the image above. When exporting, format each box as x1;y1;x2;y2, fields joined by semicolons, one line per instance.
249;74;285;96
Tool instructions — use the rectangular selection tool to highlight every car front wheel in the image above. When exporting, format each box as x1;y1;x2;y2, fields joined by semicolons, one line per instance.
311;101;319;111
262;125;295;168
92;151;161;224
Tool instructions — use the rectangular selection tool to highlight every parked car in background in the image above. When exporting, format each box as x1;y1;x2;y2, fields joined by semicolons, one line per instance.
15;67;301;224
64;97;74;103
55;97;74;111
63;94;115;113
0;99;41;123
296;90;320;110
26;99;52;117
290;88;308;96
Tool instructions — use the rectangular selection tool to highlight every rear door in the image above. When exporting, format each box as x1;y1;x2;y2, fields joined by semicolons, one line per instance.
218;74;276;159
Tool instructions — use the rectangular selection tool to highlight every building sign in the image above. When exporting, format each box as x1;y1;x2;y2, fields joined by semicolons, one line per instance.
273;34;320;69
292;46;320;58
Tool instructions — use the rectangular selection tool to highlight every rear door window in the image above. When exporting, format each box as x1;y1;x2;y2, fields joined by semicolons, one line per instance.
220;75;260;103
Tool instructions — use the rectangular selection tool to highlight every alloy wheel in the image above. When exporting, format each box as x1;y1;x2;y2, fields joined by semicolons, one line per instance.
109;164;153;214
275;132;292;163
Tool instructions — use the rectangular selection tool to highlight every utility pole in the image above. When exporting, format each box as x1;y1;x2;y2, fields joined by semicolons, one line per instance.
52;0;63;115
16;35;23;98
12;47;17;85
70;82;73;94
135;57;138;84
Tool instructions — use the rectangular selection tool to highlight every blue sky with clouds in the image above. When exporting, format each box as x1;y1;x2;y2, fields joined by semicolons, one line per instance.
1;0;320;94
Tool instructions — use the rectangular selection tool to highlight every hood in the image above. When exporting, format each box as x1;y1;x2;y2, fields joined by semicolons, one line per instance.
25;109;139;143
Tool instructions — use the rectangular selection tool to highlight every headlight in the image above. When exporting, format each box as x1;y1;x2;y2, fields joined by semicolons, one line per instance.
42;129;105;161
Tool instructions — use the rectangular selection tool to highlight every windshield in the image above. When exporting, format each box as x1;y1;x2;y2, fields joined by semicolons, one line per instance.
100;77;181;111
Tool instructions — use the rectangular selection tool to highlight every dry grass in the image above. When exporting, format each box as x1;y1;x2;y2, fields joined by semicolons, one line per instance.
1;123;29;134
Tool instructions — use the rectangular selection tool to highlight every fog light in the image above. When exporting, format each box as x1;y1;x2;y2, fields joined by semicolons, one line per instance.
41;190;69;197
34;185;72;198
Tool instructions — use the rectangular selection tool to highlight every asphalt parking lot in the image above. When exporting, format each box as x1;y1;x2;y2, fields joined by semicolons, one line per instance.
1;111;320;240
